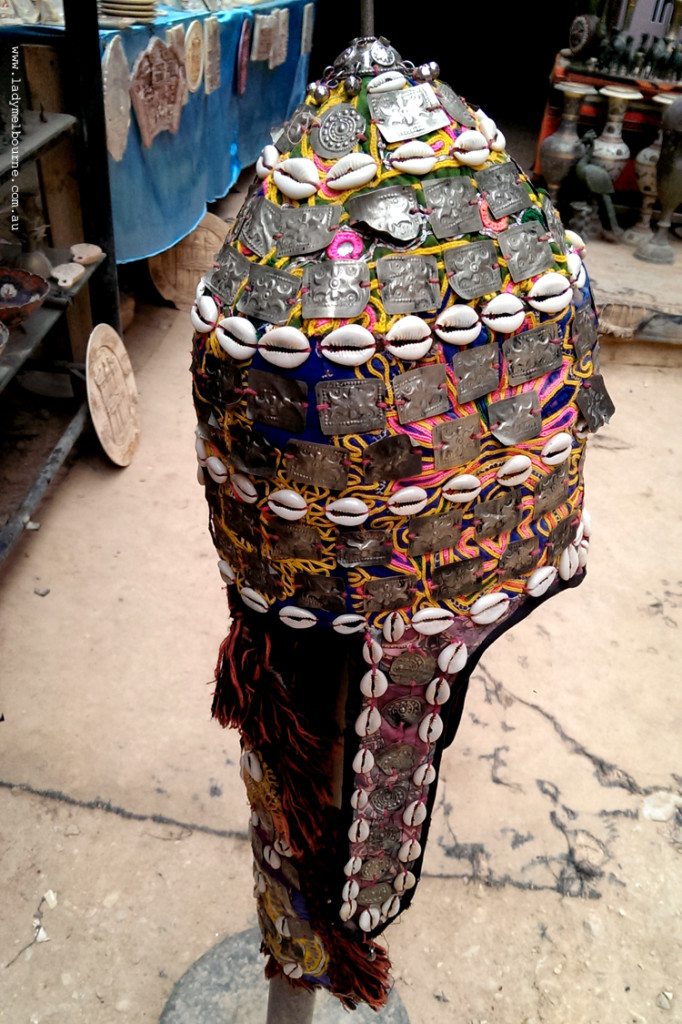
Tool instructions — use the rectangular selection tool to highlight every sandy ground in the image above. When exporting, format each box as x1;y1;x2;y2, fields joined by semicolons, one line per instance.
1;288;681;1023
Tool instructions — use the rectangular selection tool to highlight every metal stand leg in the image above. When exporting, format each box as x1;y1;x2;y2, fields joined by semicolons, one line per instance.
266;974;316;1024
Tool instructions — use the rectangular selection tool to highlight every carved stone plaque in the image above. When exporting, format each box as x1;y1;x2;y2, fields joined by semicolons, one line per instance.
533;467;569;520
296;574;346;612
102;35;131;163
368;83;450;143
542;194;567;254
435;82;476;127
274;103;316;152
575;375;615;432
347;186;422;245
376;255;440;314
498;537;539;579
239;197;281;258
392;363;449;425
364;434;422;483
277;206;341;258
388;650;436;686
284;440;349;491
451;342;500;403
130;37;186;149
207;244;250;305
86;324;139;468
363;574;416;612
184;20;204;93
269;521;323;561
498;222;554;283
310;102;366;159
336;530;393;568
204;16;221;94
408;509;462;556
503;323;562;386
444;240;501;300
573;304;598;359
432;414;481;470
237;264;300;324
475;490;522;539
302;261;370;319
488;391;542;444
475;162;531;219
247;370;308;433
422;177;483;239
316;379;385;436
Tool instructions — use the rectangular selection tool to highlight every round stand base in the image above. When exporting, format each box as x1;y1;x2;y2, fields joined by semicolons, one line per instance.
622;226;653;246
634;239;676;264
159;927;411;1024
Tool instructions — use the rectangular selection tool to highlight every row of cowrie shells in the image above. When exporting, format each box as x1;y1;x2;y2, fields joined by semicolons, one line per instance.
257;148;381;198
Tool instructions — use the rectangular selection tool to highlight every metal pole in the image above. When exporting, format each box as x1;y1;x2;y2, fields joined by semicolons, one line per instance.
360;0;375;37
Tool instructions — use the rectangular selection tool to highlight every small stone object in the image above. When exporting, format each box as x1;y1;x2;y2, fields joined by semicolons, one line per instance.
656;991;674;1011
70;243;102;265
51;263;85;290
642;791;682;822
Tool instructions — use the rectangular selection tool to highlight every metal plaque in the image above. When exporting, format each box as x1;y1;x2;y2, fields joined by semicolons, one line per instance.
247;369;308;433
533;467;569;520
382;696;426;728
375;744;420;774
208;243;250;305
364;434;422;483
241;553;280;597
576;375;615;432
388;650;436;686
239;197;281;258
337;530;393;568
488;391;542;444
408;509;462;557
422;177;483;239
363;574;416;612
370;783;409;813
269;521;324;561
357;882;395;906
432;414;481;470
229;425;280;478
498;222;555;283
310;102;366;159
277;205;341;258
316;379;385;437
368;83;450;143
376;255;441;315
498;536;539;578
592;340;601;373
215;498;259;546
475;490;522;539
360;856;393;881
541;194;567;255
433;557;484;598
237;264;300;324
392;363;449;425
548;516;577;554
435;82;476;127
475;163;531;219
347;186;422;245
444;240;501;300
274;102;316;152
296;573;346;612
573;305;598;359
284;440;349;491
197;352;241;408
451;342;500;403
503;323;562;386
302;260;370;319
366;823;401;852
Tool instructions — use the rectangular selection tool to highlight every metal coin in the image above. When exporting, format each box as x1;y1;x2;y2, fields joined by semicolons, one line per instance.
375;744;420;774
366;823;402;852
359;856;393;881
444;240;501;301
310;103;366;160
382;696;426;728
388;650;436;686
357;882;395;907
369;783;409;813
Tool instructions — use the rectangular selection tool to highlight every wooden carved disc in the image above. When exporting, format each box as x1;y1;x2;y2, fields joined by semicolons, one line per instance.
86;324;140;467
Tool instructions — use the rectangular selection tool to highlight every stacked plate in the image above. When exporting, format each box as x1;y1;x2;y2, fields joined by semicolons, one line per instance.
98;0;157;22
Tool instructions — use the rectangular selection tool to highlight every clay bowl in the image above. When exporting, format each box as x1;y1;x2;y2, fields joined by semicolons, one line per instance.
0;267;50;328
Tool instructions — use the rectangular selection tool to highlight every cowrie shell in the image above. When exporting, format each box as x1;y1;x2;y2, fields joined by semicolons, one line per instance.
276;915;292;938
526;565;557;597
217;559;236;585
425;677;451;705
451;129;490;167
403;800;428;827
481;293;526;333
197;465;206;486
256;143;278;178
355;705;382;737
359;906;381;932
240;587;269;613
241;750;262;781
268;488;307;521
360;668;389;698
390;140;437;175
339;899;357;922
567;252;587;289
527;272;572;314
477;111;505;151
574;416;590;440
263;844;281;869
496;455;532;486
412;607;455;635
470;591;510;625
412;762;436;786
559;544;579;581
382;895;401;918
398;839;422;863
348;818;370;843
574;521;584;546
387;486;428;517
273;157;319;199
279;605;318;629
434;304;482;345
565;229;586;255
273;838;293;857
319;324;376;366
195;436;208;465
541;432;572;466
258;326;311;369
418;711;444;743
442;473;481;503
333;613;367;634
282;963;303;980
342;879;360;902
326;152;378;192
344;856;363;877
352;747;375;774
206;455;228;485
215;316;258;360
577;537;589;567
367;70;407;93
351;788;369;810
325;497;369;526
383;612;405;642
581;509;592;539
231;473;258;503
437;640;467;675
190;294;219;333
393;870;416;892
362;638;383;665
384;316;433;361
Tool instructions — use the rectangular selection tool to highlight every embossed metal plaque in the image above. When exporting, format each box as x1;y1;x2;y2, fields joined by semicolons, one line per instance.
444;240;501;300
575;375;615;432
451;342;500;403
433;557;484;598
498;536;539;578
393;363;449;425
498;222;554;283
357;882;394;906
347;186;422;245
208;243;250;305
284;440;348;490
364;434;422;483
310;102;366;159
247;369;307;433
548;516;577;554
198;353;241;408
475;490;522;539
476;163;531;219
360;856;393;881
366;823;401;852
370;784;409;813
277;206;341;258
239;197;281;258
435;82;476;127
274;102;316;151
503;324;562;386
237;264;300;324
376;255;440;315
215;498;259;546
382;696;426;728
270;521;323;561
241;554;280;597
230;425;280;478
488;391;542;444
573;305;598;359
408;509;462;557
302;260;369;319
422;177;482;239
388;650;436;686
336;530;393;568
432;414;481;470
533;467;569;520
316;379;385;437
363;574;416;612
541;194;567;254
296;573;346;612
368;83;450;143
375;744;419;774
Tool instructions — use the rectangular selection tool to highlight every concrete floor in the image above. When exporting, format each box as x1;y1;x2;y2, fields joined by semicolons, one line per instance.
1;253;682;1022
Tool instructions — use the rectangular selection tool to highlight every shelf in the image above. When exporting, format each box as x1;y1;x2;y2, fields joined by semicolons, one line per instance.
0;111;76;186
